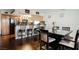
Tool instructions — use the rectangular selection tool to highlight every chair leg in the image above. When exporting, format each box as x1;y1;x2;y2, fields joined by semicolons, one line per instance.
46;44;48;50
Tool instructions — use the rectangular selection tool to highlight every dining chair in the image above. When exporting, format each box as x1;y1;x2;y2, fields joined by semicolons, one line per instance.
61;27;72;42
77;41;79;50
40;29;56;50
59;30;79;50
62;27;70;31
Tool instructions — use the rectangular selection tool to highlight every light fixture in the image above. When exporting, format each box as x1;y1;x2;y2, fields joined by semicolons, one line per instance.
23;15;31;18
25;9;30;14
34;21;40;25
36;11;39;15
20;15;31;19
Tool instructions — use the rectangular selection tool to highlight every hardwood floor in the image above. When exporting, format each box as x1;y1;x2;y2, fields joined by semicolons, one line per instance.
0;34;15;49
16;41;40;50
1;34;75;50
0;34;40;50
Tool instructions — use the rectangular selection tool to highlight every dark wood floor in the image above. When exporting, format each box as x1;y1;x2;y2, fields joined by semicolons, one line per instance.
0;34;77;50
0;34;40;50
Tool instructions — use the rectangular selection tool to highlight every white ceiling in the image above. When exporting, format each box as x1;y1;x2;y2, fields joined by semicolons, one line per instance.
0;9;79;14
39;9;79;13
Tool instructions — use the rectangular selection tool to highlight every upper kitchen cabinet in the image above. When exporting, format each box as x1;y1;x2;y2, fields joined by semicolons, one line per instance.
20;15;44;22
31;15;44;22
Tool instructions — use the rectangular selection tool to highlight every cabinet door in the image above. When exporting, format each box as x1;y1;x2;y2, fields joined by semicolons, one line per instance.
1;15;10;35
31;15;44;21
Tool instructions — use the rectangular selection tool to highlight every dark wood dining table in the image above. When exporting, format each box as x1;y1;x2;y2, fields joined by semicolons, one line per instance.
43;28;72;38
41;28;72;49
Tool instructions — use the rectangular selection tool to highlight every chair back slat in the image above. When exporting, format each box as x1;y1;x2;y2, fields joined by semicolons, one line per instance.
62;27;70;31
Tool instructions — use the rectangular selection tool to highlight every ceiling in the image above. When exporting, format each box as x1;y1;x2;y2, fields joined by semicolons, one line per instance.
0;9;65;13
0;9;79;14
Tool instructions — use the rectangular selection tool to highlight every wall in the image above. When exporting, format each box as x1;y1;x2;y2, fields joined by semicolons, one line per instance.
44;9;79;31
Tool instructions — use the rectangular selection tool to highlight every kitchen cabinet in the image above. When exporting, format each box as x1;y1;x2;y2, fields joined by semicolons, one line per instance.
1;15;10;35
31;15;44;21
